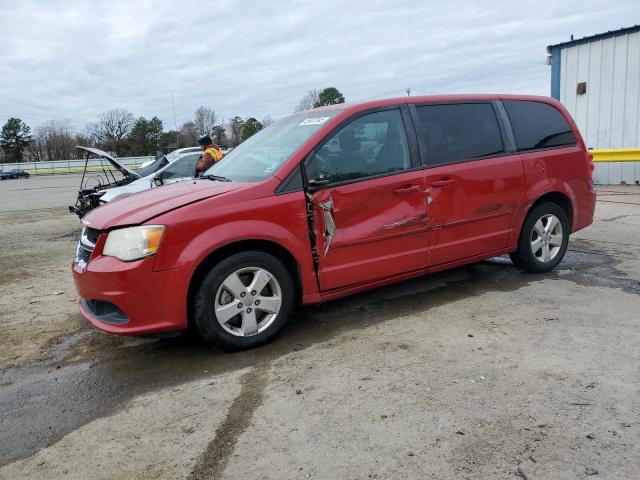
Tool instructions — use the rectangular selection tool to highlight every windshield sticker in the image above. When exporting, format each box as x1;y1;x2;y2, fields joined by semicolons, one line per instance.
299;117;330;126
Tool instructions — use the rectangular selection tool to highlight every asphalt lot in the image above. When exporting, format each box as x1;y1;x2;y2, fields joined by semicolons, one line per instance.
0;173;122;212
0;183;639;479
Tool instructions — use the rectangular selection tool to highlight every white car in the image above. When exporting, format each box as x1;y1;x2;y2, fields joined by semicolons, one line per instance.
138;147;201;168
98;150;202;204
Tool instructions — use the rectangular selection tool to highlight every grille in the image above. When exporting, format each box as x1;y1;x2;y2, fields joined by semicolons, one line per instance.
75;227;101;268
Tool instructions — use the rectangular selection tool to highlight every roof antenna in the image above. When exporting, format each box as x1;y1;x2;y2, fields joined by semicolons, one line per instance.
570;34;574;40
406;88;411;97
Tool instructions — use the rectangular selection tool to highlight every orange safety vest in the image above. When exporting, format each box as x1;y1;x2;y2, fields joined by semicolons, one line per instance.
204;146;223;163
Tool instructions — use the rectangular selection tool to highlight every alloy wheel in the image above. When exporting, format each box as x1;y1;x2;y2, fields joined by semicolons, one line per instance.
214;267;282;337
530;213;563;263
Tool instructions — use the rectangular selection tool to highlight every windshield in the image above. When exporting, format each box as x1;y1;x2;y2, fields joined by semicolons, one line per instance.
204;111;338;182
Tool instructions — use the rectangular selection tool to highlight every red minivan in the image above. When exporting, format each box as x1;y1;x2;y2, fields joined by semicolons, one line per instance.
73;95;596;349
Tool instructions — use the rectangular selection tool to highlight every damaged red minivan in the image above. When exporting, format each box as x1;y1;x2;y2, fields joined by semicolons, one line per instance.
73;95;596;349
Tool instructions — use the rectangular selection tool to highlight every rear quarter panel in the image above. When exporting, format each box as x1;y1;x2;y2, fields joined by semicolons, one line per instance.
506;98;595;246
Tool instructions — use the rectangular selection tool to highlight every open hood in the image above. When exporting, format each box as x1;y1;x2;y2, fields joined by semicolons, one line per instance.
76;146;140;180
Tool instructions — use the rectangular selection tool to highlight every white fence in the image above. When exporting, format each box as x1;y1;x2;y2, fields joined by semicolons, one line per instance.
0;156;154;175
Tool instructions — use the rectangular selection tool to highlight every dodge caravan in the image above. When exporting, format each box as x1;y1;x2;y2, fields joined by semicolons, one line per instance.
73;95;596;350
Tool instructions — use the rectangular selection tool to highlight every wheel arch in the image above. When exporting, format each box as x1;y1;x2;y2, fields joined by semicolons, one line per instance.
510;189;575;248
529;191;573;228
186;239;303;328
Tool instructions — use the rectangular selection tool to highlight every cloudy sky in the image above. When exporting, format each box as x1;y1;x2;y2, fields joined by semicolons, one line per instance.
1;0;638;132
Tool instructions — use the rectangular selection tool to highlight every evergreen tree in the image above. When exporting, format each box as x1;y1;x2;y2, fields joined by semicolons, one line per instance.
241;118;263;141
314;87;345;107
1;118;32;162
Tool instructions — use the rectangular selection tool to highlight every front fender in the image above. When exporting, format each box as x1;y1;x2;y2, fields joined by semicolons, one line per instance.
181;220;309;269
151;191;319;298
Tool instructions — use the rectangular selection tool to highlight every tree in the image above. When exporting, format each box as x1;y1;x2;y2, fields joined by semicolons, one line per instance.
314;87;345;107
211;124;226;145
89;109;134;156
229;116;245;146
147;116;163;154
127;117;150;156
194;106;217;135
32;120;75;160
261;115;274;128
160;130;181;152
241;118;263;141
179;121;198;147
1;118;32;162
295;89;320;112
74;130;96;150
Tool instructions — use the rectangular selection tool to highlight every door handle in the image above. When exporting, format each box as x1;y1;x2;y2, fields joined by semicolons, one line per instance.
431;178;456;188
393;185;421;194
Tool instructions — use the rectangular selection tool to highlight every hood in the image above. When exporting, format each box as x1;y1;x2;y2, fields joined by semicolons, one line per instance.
82;180;244;229
76;146;140;179
97;177;152;203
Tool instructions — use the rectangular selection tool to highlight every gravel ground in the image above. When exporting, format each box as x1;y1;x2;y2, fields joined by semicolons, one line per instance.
0;188;639;479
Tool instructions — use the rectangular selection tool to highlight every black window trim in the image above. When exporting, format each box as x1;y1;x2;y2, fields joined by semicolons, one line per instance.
408;100;516;169
275;163;304;194
501;99;578;153
295;104;423;191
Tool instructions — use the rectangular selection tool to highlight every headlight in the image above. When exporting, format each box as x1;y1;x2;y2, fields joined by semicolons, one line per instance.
102;225;165;261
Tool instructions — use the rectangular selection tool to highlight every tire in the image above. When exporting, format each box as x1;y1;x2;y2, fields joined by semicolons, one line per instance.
510;202;569;273
193;250;295;350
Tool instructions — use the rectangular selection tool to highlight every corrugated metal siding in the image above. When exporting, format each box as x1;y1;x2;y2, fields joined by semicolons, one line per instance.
593;162;640;185
559;30;640;150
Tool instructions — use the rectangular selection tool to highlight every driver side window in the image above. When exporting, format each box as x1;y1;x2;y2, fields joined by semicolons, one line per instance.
306;109;410;185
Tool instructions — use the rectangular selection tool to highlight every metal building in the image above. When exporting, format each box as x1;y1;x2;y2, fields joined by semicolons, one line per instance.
547;25;640;184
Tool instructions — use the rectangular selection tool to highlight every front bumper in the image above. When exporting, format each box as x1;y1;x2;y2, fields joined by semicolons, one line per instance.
72;255;191;335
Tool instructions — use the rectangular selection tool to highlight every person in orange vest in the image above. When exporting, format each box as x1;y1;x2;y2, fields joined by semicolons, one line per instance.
195;133;223;176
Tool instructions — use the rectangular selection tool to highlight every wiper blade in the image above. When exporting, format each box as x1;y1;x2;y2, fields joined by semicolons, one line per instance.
199;174;232;182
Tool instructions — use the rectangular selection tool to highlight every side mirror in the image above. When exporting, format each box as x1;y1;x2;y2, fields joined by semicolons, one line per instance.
307;173;330;192
153;176;163;187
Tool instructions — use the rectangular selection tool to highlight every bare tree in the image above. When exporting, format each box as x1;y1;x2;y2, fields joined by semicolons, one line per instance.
89;109;134;156
179;121;198;146
294;89;320;112
26;134;46;161
261;115;274;128
194;106;217;136
32;120;75;160
75;128;97;149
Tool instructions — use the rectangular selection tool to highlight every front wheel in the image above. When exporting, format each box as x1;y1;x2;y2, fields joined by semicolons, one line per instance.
193;251;295;350
510;202;569;273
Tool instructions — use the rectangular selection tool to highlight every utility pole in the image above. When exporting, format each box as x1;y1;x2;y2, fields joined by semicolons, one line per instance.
170;90;179;149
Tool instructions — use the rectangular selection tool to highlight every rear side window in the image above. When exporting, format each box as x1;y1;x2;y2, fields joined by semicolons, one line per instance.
503;100;576;151
415;103;504;166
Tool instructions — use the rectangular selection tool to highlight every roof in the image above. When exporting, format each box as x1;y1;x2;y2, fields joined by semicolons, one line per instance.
314;94;557;111
547;24;640;52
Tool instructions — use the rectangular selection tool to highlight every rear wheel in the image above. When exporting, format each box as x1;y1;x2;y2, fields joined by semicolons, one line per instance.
193;251;295;350
510;202;569;273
